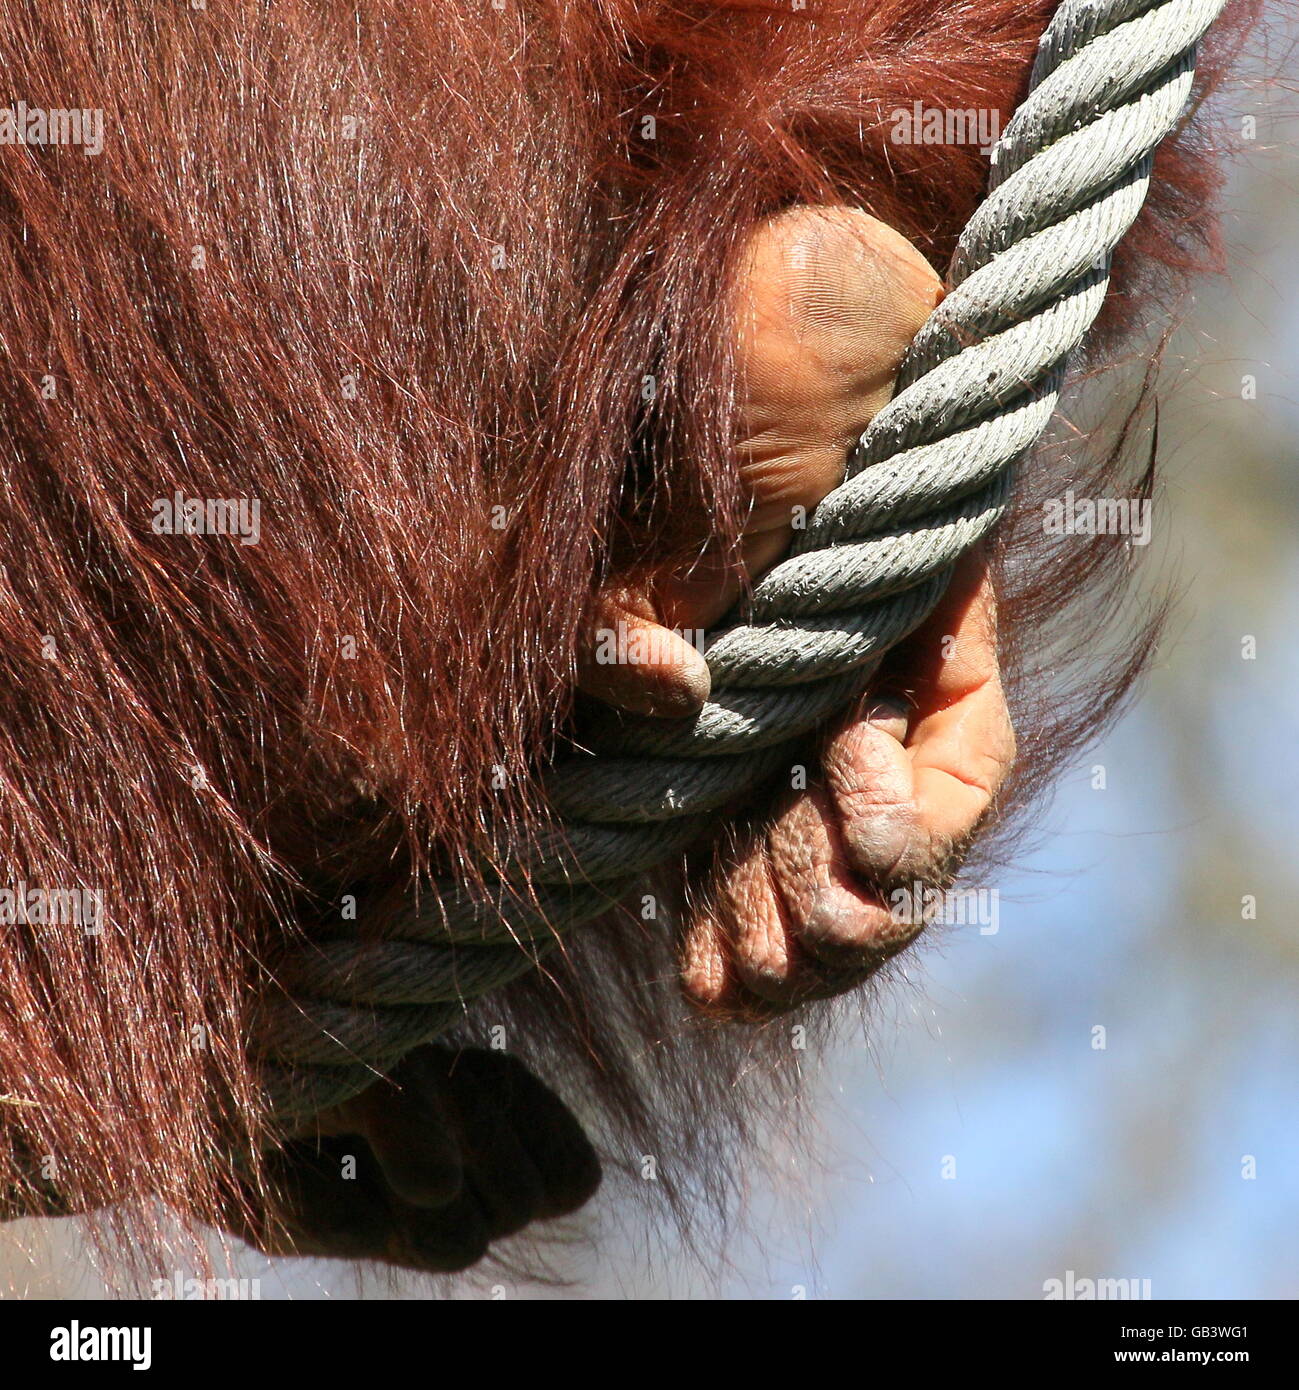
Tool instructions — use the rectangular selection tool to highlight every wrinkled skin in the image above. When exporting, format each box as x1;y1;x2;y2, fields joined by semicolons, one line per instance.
250;206;1015;1271
584;206;1014;1017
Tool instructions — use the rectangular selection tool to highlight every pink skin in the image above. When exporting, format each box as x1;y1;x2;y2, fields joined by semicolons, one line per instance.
578;205;1016;1015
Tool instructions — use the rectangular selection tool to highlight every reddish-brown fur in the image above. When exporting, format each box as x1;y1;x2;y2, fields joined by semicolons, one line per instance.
0;0;1256;1271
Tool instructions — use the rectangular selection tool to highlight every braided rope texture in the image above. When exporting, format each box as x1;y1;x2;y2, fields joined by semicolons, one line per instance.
258;0;1229;1122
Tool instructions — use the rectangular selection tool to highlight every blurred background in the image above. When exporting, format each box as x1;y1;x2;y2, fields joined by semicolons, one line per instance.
4;28;1296;1303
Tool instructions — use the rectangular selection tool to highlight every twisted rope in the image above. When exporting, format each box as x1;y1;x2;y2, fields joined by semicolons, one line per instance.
258;0;1229;1122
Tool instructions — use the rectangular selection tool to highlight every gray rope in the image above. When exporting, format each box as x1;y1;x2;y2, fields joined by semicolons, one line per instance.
258;0;1228;1122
